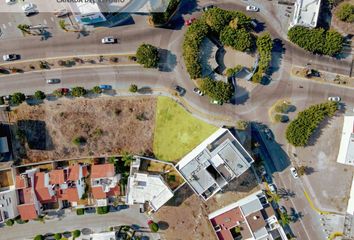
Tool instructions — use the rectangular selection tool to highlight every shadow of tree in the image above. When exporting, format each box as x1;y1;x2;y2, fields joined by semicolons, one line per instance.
158;49;177;72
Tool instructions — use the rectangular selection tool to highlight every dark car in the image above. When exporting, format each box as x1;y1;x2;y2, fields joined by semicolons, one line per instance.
174;85;186;96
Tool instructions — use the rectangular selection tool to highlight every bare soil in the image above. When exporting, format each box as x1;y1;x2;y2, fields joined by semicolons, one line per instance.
332;0;354;35
154;169;260;240
9;97;156;164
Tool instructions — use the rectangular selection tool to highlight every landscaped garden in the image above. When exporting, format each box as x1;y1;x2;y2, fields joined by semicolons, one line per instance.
153;96;218;161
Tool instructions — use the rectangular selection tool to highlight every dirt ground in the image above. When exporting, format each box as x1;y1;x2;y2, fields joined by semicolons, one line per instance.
9;97;156;164
154;169;260;240
332;0;354;35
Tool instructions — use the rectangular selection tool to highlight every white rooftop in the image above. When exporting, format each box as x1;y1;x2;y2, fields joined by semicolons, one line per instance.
89;231;116;240
126;173;173;211
337;116;354;166
290;0;322;28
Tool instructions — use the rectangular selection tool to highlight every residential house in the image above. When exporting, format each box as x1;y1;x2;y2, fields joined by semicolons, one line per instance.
0;188;19;223
91;163;120;206
208;191;287;240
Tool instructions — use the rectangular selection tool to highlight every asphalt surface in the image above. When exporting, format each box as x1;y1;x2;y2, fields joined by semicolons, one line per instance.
0;1;353;239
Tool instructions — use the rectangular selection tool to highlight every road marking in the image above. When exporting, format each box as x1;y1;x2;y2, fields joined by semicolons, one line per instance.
51;17;55;22
8;22;12;27
43;19;47;25
2;24;6;29
303;190;332;215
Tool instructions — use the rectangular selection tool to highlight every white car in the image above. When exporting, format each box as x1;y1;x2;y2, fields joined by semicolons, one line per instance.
268;183;277;194
246;5;259;12
3;54;17;61
193;87;203;96
290;167;299;179
22;3;35;11
101;36;116;44
6;0;16;5
328;96;341;102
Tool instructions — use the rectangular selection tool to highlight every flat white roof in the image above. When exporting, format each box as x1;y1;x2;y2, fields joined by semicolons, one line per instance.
89;231;116;240
69;2;101;15
290;0;322;28
126;173;173;211
347;176;354;214
337;116;354;166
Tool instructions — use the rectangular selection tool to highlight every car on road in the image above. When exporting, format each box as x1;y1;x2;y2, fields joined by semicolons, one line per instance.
290;167;299;179
210;99;223;105
101;36;116;44
6;0;16;4
57;88;69;95
99;84;112;90
202;5;214;12
328;96;341;102
246;5;259;12
174;85;186;96
193;87;203;96
3;54;18;61
46;78;60;84
268;183;277;194
185;17;196;26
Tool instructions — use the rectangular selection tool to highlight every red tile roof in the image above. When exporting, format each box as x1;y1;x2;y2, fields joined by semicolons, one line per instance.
15;176;26;189
50;169;66;185
92;186;106;199
82;165;89;177
58;188;80;202
67;165;80;181
23;187;34;204
107;185;120;197
17;204;38;220
91;164;115;179
34;172;55;202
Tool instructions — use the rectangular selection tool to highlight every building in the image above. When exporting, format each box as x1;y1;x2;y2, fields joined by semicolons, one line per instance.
337;116;354;166
176;128;254;201
208;191;287;240
0;188;19;223
68;2;107;25
290;0;322;28
91;163;120;206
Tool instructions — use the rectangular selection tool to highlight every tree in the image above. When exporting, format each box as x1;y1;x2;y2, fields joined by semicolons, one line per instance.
335;3;354;22
92;86;102;94
148;221;159;232
11;92;25;105
226;65;243;77
54;233;62;240
220;27;255;52
136;43;159;68
5;219;14;226
236;120;249;130
33;235;44;240
72;230;81;238
34;90;46;100
279;212;291;226
256;33;273;73
200;78;233;102
122;153;134;167
17;24;31;35
71;87;86;97
129;84;138;93
58;20;67;31
150;0;181;25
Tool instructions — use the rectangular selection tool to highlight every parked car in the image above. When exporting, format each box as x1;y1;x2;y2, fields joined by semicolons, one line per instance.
3;54;18;61
101;36;116;44
184;17;196;26
268;183;277;194
328;96;341;102
246;5;259;12
58;88;69;95
6;0;16;4
22;3;37;16
210;99;223;105
99;84;112;90
202;5;214;12
193;87;203;96
46;78;60;84
290;167;299;179
174;85;186;96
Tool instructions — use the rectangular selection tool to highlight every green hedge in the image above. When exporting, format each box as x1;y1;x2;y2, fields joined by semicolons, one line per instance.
5;219;14;226
288;26;343;56
286;102;337;146
151;0;181;25
76;208;84;215
220;27;255;52
200;77;233;102
97;206;109;214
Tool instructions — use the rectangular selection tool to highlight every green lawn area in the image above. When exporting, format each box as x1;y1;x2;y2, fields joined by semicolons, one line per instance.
153;96;218;162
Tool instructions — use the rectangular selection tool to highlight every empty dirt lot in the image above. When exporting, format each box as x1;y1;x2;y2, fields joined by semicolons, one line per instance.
9;97;156;163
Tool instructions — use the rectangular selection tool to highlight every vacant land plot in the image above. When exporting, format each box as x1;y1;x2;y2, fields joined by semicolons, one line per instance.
9;97;156;163
153;97;218;162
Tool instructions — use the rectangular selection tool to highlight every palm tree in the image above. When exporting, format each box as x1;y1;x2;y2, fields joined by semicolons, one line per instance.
58;20;67;31
122;153;134;167
279;212;291;226
17;24;31;35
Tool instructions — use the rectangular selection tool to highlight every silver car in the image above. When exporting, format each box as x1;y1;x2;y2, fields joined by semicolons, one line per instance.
101;36;116;44
290;167;299;179
328;96;341;102
46;79;60;84
246;5;259;12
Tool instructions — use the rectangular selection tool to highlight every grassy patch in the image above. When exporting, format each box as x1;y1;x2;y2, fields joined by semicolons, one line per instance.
153;97;218;162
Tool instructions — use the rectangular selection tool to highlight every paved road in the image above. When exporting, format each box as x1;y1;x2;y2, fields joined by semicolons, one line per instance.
0;206;158;240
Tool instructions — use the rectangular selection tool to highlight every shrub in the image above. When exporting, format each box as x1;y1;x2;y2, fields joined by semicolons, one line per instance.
285;102;337;146
200;78;233;102
97;206;109;214
275;102;290;114
72;230;81;238
109;57;119;63
220;27;255;52
71;86;87;97
33;235;44;240
136;44;159;68
5;219;14;226
226;65;243;77
335;3;354;22
76;208;84;215
129;84;138;93
251;71;263;83
274;114;289;123
11;92;26;105
72;136;86;146
256;33;273;73
149;222;159;232
34;90;46;100
236;120;249;130
92;86;102;94
288;26;343;56
54;233;62;240
0;96;4;105
150;0;181;25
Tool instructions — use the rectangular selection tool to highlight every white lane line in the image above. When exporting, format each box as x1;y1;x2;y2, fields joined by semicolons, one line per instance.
8;22;12;27
2;24;6;29
51;17;55;22
43;19;47;25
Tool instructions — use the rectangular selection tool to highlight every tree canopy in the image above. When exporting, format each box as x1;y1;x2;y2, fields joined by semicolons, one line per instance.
288;26;343;56
150;0;181;25
220;27;254;52
34;90;46;100
71;87;87;97
11;92;26;105
136;43;159;68
335;3;354;22
200;78;233;102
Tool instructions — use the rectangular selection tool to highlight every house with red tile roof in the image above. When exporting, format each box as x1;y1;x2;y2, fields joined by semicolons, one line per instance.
34;172;56;203
208;191;287;240
90;163;120;206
